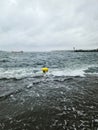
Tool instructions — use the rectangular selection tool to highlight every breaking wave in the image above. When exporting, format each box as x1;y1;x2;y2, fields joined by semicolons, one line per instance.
0;65;98;80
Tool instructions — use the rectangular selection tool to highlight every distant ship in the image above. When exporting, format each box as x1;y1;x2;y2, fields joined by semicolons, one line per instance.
11;51;24;53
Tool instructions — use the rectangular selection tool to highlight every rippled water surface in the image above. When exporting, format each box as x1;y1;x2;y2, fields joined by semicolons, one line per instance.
0;51;98;130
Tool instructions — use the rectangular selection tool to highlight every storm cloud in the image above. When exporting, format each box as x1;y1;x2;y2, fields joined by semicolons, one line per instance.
0;0;98;51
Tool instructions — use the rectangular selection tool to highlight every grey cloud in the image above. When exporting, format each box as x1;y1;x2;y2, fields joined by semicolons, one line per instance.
0;0;98;51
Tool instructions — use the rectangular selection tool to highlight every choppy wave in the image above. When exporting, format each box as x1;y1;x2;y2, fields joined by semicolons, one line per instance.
0;65;98;80
0;67;84;80
0;59;10;62
0;51;98;130
49;68;85;77
50;65;98;77
0;73;98;130
0;67;41;80
0;89;22;101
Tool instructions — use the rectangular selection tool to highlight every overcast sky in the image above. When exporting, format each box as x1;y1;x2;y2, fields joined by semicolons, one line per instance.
0;0;98;51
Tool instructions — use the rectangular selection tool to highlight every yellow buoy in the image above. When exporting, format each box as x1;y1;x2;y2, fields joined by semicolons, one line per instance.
42;68;49;73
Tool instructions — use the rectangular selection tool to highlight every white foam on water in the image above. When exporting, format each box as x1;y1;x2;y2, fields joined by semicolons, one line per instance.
0;67;87;79
0;67;42;79
85;72;98;76
49;68;85;77
0;64;98;79
81;64;98;76
49;64;98;77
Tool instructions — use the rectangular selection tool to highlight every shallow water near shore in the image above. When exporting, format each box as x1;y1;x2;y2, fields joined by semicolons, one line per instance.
0;51;98;130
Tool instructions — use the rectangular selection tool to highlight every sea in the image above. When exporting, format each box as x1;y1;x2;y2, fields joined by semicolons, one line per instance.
0;50;98;130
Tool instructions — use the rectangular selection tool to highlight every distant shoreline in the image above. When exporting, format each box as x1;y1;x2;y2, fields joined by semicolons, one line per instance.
0;49;98;53
74;49;98;52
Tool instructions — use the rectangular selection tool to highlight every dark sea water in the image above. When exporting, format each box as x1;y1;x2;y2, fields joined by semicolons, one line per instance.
0;51;98;130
